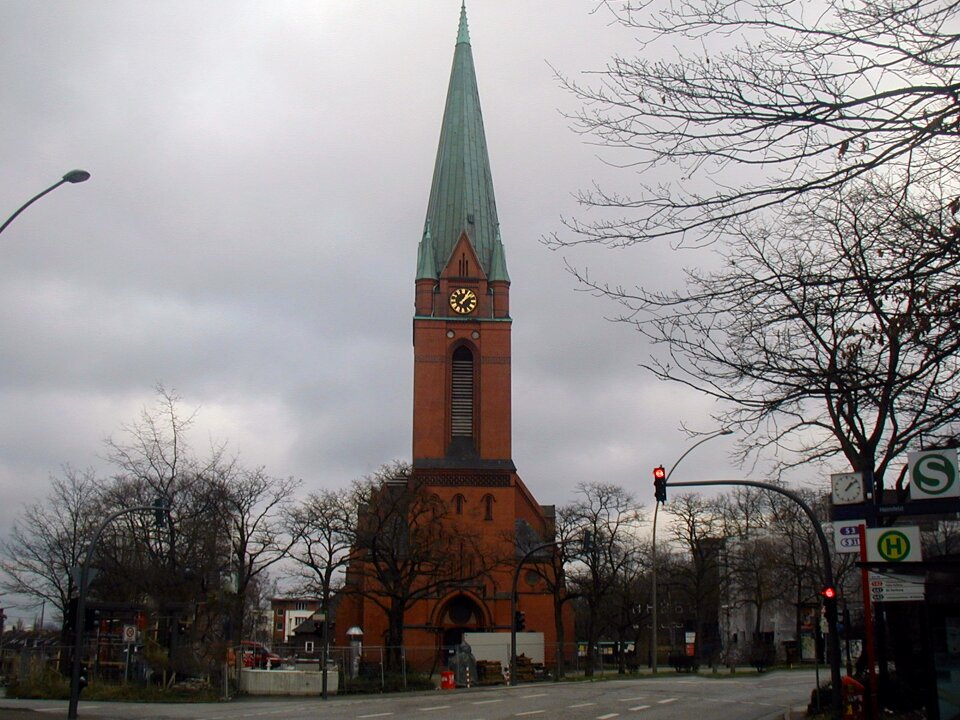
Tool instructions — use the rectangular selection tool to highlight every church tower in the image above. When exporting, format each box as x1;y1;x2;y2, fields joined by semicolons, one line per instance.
412;2;513;471
336;4;571;672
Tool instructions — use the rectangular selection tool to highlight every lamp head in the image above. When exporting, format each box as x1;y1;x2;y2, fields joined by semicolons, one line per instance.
62;170;91;184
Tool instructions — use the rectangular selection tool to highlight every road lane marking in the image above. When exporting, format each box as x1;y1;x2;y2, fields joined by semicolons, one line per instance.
521;693;549;698
473;698;504;704
620;696;647;702
417;706;452;712
358;714;395;718
570;703;596;708
597;714;620;719
630;706;652;712
657;698;678;704
516;712;547;716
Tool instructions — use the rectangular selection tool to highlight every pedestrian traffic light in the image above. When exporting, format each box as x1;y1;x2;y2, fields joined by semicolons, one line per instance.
514;611;526;631
820;586;837;601
653;465;667;503
78;664;88;692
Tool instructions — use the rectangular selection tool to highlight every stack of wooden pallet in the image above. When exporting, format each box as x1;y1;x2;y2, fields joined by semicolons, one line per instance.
476;659;505;685
514;654;537;682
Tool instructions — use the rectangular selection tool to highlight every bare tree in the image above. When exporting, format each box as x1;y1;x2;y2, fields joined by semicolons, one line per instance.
564;482;644;676
601;543;650;674
0;466;100;650
552;0;960;246
287;487;356;614
923;518;960;557
764;491;829;654
665;493;725;664
577;177;960;491
345;462;488;670
536;504;585;678
219;467;300;645
95;386;255;676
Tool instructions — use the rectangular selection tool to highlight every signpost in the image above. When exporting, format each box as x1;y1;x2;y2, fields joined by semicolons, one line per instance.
122;624;137;643
833;520;865;554
908;448;960;500
867;572;925;603
827;457;958;720
865;526;922;563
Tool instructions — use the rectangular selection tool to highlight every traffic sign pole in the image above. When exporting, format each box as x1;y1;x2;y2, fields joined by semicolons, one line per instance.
858;525;879;719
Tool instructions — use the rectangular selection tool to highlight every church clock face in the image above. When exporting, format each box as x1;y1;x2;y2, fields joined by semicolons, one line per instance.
449;287;478;314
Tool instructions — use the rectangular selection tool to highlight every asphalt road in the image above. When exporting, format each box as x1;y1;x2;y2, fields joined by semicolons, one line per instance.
0;670;815;720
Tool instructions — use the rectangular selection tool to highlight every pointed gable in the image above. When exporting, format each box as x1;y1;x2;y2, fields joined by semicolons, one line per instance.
440;230;487;281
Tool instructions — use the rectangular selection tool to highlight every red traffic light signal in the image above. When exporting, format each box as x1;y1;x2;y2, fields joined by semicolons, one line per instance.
821;586;837;600
653;465;667;503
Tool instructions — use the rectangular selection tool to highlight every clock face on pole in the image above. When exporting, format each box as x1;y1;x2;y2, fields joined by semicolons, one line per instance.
449;287;478;314
831;472;865;505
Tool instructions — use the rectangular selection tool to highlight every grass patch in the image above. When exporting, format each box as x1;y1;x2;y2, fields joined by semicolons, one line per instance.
338;673;434;694
5;671;218;703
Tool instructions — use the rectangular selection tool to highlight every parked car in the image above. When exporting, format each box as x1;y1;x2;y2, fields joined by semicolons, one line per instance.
240;640;283;669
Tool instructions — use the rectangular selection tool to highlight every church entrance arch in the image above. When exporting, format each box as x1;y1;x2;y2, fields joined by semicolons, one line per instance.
437;593;487;651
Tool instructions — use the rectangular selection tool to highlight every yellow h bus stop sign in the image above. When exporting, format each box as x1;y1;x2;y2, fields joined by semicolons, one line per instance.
865;526;922;563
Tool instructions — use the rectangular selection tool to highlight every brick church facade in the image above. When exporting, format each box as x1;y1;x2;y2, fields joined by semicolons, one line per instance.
334;4;572;670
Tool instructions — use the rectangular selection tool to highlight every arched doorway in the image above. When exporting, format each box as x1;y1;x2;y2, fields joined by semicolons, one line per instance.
438;594;486;651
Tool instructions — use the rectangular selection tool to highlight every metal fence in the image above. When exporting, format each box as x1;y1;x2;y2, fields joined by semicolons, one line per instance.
2;639;762;695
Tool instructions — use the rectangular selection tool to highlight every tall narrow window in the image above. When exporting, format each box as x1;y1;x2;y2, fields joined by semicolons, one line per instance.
451;346;474;438
453;493;465;515
483;494;494;521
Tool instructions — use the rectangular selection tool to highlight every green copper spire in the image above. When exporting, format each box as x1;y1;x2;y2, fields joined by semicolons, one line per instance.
416;219;437;281
457;1;470;45
488;225;510;282
421;2;507;281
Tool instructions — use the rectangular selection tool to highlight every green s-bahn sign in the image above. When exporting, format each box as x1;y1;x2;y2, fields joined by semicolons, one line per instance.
908;448;960;500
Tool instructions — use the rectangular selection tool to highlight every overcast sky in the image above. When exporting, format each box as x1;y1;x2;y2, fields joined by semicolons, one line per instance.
0;2;765;620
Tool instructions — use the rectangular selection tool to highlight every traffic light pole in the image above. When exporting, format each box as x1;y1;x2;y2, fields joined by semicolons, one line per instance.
510;541;562;686
666;478;843;720
650;430;731;673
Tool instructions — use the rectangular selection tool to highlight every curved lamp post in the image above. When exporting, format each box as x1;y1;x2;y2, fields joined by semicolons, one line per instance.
0;169;90;237
649;428;733;674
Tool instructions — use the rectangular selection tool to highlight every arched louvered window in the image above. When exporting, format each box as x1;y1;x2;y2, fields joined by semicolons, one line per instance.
451;346;474;438
483;493;494;521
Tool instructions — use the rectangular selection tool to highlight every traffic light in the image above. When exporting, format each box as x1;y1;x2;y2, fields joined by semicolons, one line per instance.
83;607;101;632
78;664;89;693
581;530;594;553
65;597;78;633
153;497;170;528
514;611;526;631
653;465;667;503
820;586;837;601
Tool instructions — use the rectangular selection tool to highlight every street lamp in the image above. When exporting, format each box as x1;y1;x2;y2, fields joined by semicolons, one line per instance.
0;169;91;236
649;428;733;674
